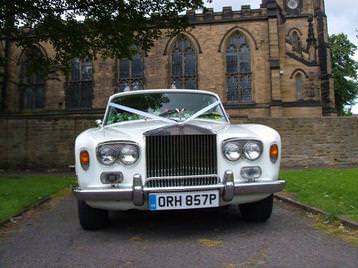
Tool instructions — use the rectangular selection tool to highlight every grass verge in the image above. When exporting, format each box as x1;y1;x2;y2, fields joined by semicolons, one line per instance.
280;168;358;223
0;175;75;223
313;218;358;246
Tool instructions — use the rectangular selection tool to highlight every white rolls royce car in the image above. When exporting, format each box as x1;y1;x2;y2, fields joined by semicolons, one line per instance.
73;89;285;230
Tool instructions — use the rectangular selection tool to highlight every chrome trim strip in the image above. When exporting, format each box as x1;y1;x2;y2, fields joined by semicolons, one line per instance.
144;123;215;136
73;187;133;201
73;180;286;202
222;170;234;201
146;134;217;178
132;174;144;206
146;174;218;181
144;185;225;192
234;180;286;194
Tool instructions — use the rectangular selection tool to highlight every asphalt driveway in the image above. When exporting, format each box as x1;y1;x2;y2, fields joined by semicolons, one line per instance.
0;196;357;268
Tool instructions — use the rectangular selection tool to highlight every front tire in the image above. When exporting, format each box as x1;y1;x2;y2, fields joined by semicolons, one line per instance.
239;195;273;222
78;200;109;230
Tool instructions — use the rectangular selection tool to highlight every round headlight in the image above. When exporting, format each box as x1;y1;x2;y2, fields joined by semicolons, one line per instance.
243;141;262;161
97;145;117;165
223;142;242;161
118;144;139;165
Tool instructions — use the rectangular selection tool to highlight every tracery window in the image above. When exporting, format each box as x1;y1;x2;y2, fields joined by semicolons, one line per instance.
19;47;46;110
66;57;93;109
117;51;144;92
226;32;252;102
170;35;197;89
295;72;304;100
290;31;303;53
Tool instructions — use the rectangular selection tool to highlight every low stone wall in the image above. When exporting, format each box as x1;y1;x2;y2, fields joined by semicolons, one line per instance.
234;117;358;168
0;112;99;170
0;113;357;170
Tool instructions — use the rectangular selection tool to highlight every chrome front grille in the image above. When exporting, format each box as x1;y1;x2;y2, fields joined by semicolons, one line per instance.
145;175;219;188
145;134;218;187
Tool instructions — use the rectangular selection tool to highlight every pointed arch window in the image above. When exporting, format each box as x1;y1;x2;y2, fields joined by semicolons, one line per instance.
66;57;93;110
170;35;197;89
295;72;304;100
117;51;144;92
19;47;46;110
290;31;302;53
226;32;252;102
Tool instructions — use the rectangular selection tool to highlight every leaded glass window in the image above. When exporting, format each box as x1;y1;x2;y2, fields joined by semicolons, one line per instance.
295;73;304;100
226;32;252;102
290;31;302;53
66;57;93;110
19;47;46;110
170;36;197;89
117;52;144;92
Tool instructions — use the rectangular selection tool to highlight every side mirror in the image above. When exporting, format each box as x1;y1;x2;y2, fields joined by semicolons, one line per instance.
95;119;103;127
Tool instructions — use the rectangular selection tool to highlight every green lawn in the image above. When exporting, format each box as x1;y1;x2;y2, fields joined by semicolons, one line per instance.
1;170;357;225
281;168;358;222
0;175;75;223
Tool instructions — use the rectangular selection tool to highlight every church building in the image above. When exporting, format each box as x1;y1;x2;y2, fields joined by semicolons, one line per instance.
2;0;335;118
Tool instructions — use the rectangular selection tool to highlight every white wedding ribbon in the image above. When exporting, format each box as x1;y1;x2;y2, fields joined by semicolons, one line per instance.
109;102;176;124
108;100;221;125
182;101;220;124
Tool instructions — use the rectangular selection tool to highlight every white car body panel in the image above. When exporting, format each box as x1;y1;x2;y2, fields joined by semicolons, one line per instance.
74;89;284;211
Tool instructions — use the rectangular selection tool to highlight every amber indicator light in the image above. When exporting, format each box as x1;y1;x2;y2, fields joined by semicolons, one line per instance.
80;150;90;169
270;144;279;163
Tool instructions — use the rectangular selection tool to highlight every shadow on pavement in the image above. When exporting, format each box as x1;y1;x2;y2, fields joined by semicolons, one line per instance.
105;205;273;239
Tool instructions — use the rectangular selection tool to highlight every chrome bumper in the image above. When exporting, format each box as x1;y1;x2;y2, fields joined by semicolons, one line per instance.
73;171;286;206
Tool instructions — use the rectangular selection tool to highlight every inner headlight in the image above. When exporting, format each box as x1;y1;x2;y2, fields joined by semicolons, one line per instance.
96;143;139;166
118;144;139;165
223;142;242;161
243;141;262;161
97;145;118;165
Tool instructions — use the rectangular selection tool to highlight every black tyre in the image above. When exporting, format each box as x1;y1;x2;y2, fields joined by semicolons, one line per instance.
78;200;109;230
239;195;273;222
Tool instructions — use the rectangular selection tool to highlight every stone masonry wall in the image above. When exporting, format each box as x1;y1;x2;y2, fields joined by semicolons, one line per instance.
236;117;358;167
4;0;334;118
0;115;357;170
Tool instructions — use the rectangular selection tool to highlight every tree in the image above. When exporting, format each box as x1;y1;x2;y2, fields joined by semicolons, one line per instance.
0;0;208;110
1;0;208;60
329;33;358;116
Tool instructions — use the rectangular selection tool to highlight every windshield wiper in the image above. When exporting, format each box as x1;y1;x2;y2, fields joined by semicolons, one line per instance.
198;112;221;118
158;109;178;117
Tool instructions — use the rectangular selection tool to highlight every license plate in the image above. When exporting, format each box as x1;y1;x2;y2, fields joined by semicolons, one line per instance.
148;190;219;211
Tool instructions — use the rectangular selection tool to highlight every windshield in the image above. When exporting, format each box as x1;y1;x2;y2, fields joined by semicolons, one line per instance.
104;92;227;125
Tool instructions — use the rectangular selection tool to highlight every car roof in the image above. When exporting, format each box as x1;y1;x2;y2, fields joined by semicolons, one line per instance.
108;89;220;102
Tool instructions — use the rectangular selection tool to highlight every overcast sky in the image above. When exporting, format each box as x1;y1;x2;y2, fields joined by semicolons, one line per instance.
207;0;358;113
